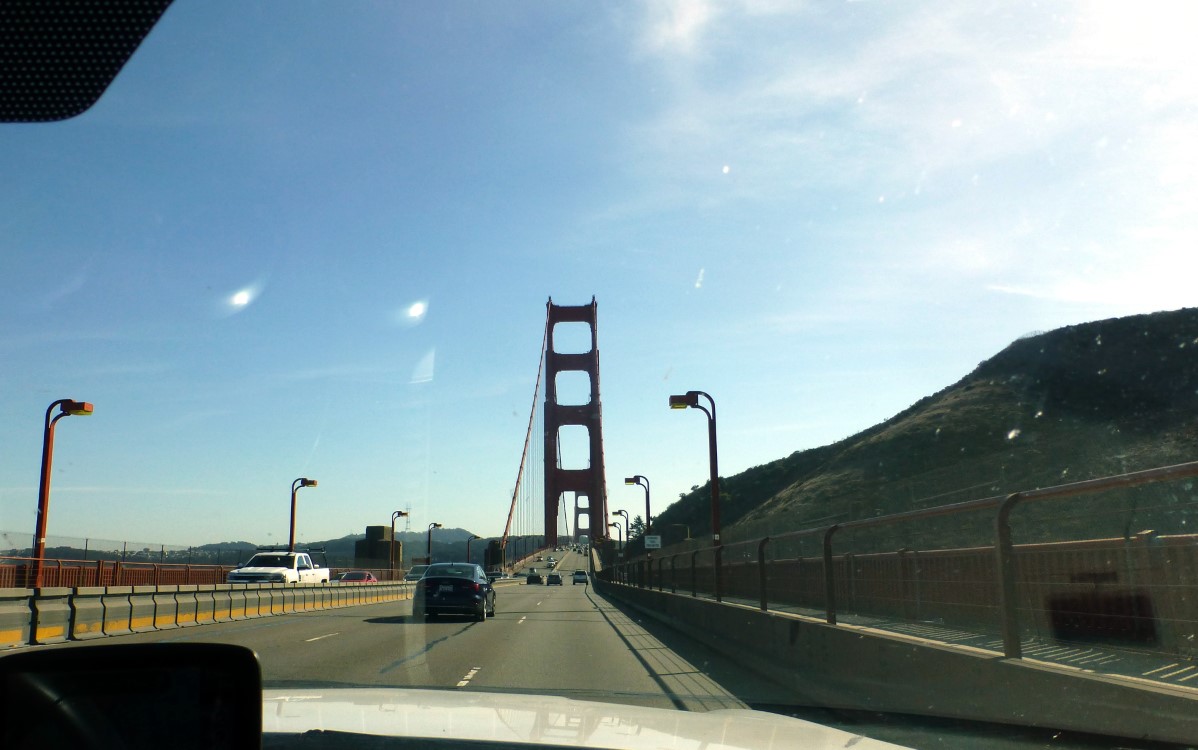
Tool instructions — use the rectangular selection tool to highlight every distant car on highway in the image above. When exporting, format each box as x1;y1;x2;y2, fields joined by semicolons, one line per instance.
572;570;587;585
526;569;543;584
485;570;506;581
546;572;562;585
403;564;429;582
412;563;496;621
334;571;378;583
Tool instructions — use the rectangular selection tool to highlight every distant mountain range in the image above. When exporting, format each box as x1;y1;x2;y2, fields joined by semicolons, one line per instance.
640;307;1198;551
7;527;542;569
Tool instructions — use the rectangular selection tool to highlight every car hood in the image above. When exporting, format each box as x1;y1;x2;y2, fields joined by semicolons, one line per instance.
261;687;911;749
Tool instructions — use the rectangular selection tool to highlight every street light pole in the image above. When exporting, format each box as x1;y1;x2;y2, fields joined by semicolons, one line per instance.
289;478;318;552
391;510;408;580
612;509;629;552
670;390;722;600
608;522;623;552
427;522;442;562
624;476;651;535
466;534;481;564
31;399;93;588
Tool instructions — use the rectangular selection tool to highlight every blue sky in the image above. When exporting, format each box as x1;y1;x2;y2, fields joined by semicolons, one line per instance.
2;2;1195;548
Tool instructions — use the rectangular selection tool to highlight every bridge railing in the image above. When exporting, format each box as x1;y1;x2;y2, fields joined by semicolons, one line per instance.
0;556;237;588
607;460;1198;662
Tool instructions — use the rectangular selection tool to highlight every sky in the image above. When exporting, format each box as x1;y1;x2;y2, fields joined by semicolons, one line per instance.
2;1;1196;549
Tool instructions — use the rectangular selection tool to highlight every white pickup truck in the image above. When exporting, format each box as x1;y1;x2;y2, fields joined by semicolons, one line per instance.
226;552;330;584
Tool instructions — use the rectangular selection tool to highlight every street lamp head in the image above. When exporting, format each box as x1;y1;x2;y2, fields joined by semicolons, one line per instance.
61;401;94;416
392;510;408;518
298;478;317;488
429;522;442;529
608;522;618;528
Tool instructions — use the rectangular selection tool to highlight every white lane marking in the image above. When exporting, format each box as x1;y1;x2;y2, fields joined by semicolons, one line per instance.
305;632;340;642
1143;663;1178;676
518;616;527;624
456;667;482;688
537;601;542;606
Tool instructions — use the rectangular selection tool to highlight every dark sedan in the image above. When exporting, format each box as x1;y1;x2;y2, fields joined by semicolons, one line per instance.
526;569;543;584
412;563;496;621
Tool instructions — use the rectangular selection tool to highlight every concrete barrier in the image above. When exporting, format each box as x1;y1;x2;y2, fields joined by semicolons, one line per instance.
280;585;297;613
597;581;1198;746
208;582;228;623
101;586;133;636
30;587;72;644
3;580;411;650
227;585;244;618
239;584;262;618
313;584;333;608
152;585;180;629
129;585;158;631
191;582;215;623
69;586;107;640
0;588;32;648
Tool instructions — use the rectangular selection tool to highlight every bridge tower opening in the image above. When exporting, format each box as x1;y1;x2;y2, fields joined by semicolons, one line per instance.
544;297;607;549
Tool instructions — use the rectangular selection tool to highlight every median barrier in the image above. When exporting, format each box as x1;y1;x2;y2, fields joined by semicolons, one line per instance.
68;586;107;640
101;586;133;635
195;584;217;624
596;580;1198;746
0;588;32;648
332;583;348;607
299;584;316;612
209;584;232;618
152;585;180;629
314;583;331;610
31;587;72;644
266;585;284;615
238;584;261;618
280;585;298;613
175;584;199;626
129;585;158;631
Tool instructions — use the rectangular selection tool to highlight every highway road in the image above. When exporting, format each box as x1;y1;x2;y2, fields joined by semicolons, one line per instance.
28;550;1164;748
39;550;798;712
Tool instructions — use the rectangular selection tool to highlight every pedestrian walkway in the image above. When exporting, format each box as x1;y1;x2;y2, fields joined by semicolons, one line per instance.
702;592;1198;691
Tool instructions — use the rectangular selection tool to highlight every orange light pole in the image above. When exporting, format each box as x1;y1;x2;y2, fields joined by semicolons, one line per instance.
427;522;442;562
32;399;93;588
670;390;722;600
289;478;318;551
391;510;408;579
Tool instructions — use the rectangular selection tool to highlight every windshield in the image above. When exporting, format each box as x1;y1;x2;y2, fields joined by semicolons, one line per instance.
3;2;1196;748
244;555;291;568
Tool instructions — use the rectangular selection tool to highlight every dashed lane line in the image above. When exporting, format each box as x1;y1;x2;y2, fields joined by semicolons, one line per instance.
456;667;481;688
518;616;527;625
305;633;339;642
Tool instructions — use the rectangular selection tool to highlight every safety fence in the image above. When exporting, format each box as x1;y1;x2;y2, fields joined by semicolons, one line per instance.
0;557;446;588
0;580;414;649
604;460;1198;663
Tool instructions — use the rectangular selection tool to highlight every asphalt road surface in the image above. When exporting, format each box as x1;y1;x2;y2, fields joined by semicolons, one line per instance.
36;550;795;712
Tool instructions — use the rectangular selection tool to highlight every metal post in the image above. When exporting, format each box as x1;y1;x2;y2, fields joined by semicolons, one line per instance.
822;525;840;625
995;493;1024;658
758;537;771;611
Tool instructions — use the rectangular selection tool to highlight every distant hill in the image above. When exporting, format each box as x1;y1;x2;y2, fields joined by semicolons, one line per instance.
643;308;1198;551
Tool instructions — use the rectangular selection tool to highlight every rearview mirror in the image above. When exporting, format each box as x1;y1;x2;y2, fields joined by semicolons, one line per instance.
0;643;261;749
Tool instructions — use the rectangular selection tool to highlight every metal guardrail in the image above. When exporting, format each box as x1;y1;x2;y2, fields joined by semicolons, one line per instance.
606;460;1198;661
